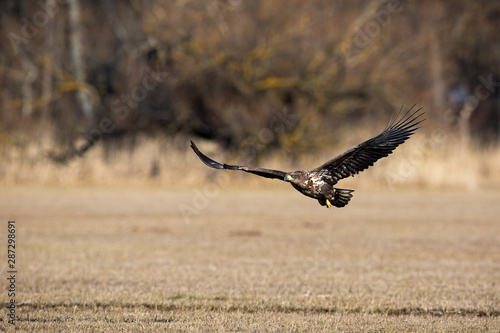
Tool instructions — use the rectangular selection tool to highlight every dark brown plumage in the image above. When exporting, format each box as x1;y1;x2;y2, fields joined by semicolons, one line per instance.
191;105;424;208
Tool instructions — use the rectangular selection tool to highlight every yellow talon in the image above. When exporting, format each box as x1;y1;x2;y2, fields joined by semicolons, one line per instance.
326;199;332;208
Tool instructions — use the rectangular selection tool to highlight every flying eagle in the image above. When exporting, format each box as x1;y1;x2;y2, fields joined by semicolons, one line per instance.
191;105;424;208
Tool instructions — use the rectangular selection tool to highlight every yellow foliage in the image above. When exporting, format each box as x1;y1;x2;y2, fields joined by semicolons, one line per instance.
255;77;298;90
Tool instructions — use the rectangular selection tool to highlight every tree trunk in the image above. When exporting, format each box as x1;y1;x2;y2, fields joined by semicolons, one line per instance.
41;0;56;123
68;0;93;123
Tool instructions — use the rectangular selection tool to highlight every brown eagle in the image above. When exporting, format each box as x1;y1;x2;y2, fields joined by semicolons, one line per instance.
191;105;424;208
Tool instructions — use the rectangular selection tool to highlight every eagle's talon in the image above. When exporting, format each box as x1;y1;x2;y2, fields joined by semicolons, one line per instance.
326;199;332;208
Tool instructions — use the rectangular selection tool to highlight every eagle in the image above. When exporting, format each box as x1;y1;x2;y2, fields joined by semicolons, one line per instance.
191;105;424;208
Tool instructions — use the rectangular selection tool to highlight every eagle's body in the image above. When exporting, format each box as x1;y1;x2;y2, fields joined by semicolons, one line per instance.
191;105;424;208
285;171;354;208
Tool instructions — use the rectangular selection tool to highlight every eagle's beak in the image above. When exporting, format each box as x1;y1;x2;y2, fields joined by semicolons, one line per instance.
284;174;293;182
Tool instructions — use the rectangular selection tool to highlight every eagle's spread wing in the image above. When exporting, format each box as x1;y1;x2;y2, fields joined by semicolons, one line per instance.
308;105;424;184
190;141;287;180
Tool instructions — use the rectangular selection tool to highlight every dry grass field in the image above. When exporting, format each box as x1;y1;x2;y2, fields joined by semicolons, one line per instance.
1;186;500;332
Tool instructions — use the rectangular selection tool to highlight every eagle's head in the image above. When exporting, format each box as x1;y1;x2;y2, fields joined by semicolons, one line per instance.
284;171;306;184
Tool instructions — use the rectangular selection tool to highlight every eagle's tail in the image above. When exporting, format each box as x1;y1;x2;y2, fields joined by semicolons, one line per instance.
330;188;354;208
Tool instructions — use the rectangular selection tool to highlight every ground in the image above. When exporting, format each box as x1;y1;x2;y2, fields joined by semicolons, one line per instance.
1;186;499;332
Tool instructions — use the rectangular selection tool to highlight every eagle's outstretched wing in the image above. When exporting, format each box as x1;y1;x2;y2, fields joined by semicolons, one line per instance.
308;105;424;184
190;141;287;180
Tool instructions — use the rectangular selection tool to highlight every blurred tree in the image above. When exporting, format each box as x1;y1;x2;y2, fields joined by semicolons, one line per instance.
68;0;94;124
0;0;498;161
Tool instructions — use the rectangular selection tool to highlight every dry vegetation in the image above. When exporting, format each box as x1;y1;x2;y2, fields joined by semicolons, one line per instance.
2;133;500;191
1;1;500;331
1;187;499;331
0;0;499;187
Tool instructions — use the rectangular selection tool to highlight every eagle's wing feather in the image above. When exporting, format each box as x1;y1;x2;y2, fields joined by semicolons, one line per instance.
190;141;287;180
309;105;424;184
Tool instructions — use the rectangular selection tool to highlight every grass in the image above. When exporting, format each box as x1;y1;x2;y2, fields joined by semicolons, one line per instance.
2;133;500;191
1;186;499;331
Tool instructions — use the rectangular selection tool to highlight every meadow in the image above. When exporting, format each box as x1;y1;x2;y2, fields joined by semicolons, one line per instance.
1;186;499;332
1;0;499;330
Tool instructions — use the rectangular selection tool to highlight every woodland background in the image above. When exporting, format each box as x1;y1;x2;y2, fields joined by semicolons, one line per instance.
0;0;499;187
